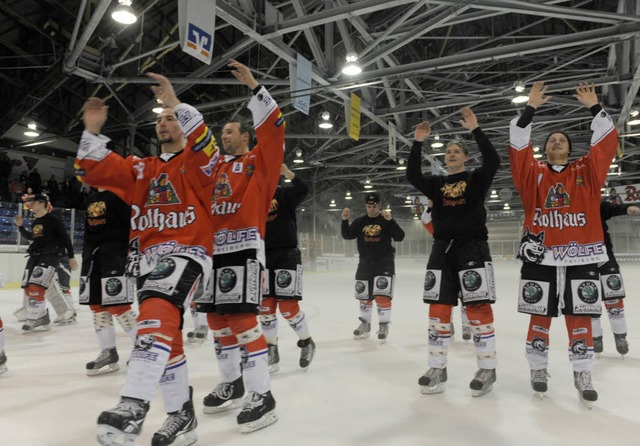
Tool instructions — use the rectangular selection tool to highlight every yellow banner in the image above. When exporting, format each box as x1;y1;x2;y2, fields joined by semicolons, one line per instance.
348;93;361;141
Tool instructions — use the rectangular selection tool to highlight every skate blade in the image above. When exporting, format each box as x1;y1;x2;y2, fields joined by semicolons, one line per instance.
471;384;494;398
171;429;198;446
239;411;278;434
378;337;387;344
97;424;138;446
420;383;445;395
54;319;77;325
22;325;51;334
533;391;546;400
0;365;8;375
202;399;242;414
87;363;120;377
268;364;280;374
353;333;370;340
578;392;596;409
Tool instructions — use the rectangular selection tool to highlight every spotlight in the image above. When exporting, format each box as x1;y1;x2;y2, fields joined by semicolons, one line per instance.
112;0;137;25
293;148;304;164
319;111;333;129
24;121;40;138
341;53;362;76
514;80;526;93
431;133;444;149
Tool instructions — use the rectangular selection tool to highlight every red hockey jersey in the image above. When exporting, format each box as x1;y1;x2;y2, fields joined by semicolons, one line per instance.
509;109;618;266
74;103;218;278
210;87;285;267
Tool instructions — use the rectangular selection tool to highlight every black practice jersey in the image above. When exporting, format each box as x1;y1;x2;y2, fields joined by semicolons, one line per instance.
341;214;405;262
19;212;74;258
84;190;131;249
600;200;630;255
406;127;499;241
265;176;309;250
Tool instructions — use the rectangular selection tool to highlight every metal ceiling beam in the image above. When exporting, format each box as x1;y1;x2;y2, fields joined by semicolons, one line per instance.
359;5;467;69
358;1;427;59
63;0;112;73
346;23;640;85
262;0;421;37
216;1;412;147
428;0;640;24
291;0;328;72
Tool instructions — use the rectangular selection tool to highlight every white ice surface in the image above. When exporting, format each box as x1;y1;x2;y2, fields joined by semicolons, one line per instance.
1;259;639;446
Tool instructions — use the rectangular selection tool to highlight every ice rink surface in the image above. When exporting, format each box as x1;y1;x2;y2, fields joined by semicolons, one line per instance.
1;259;639;446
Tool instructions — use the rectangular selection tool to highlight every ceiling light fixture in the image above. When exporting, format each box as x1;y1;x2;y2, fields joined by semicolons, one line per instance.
341;53;362;76
24;121;40;138
512;94;529;104
152;99;164;114
293;148;304;164
627;109;640;126
503;203;511;210
345;191;353;200
329;199;336;207
112;0;137;25
319;111;333;129
396;159;407;170
431;133;444;149
514;80;526;93
490;189;498;198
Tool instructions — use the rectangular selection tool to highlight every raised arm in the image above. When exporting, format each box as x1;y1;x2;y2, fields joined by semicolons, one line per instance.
406;121;437;197
281;164;309;207
341;208;357;240
461;107;500;191
75;97;139;204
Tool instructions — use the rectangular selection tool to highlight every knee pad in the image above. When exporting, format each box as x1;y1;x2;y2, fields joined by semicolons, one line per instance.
115;309;138;332
279;299;300;319
260;297;277;316
465;303;494;325
93;311;114;330
137;298;180;343
428;304;452;324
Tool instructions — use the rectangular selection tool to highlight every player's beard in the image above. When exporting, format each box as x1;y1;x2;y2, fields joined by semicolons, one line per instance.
159;136;174;144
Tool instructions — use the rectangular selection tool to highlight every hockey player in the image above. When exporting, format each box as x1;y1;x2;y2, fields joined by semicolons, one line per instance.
80;188;137;376
14;195;76;324
14;193;78;332
592;199;640;356
0;316;6;375
196;61;284;433
260;163;315;374
77;70;218;445
407;107;500;397
509;81;618;406
341;193;405;343
420;201;472;342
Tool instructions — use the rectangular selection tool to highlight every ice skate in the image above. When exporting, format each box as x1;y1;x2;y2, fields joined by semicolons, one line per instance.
22;309;51;333
574;370;597;409
202;376;245;414
614;333;629;356
470;368;496;397
530;369;549;400
462;324;472;341
97;397;149;446
237;391;277;433
353;317;371;340
186;325;208;344
377;322;389;344
0;351;7;375
152;386;197;446
593;335;603;356
267;343;280;374
53;309;77;325
418;367;447;394
87;348;120;376
298;337;316;369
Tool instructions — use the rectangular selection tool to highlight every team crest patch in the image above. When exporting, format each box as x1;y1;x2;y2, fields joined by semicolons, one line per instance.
362;224;381;236
88;201;106;217
441;181;467;199
517;227;546;264
245;164;255;177
267;199;278;222
33;224;44;236
147;173;180;205
544;183;570;208
576;175;584;186
213;173;232;200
